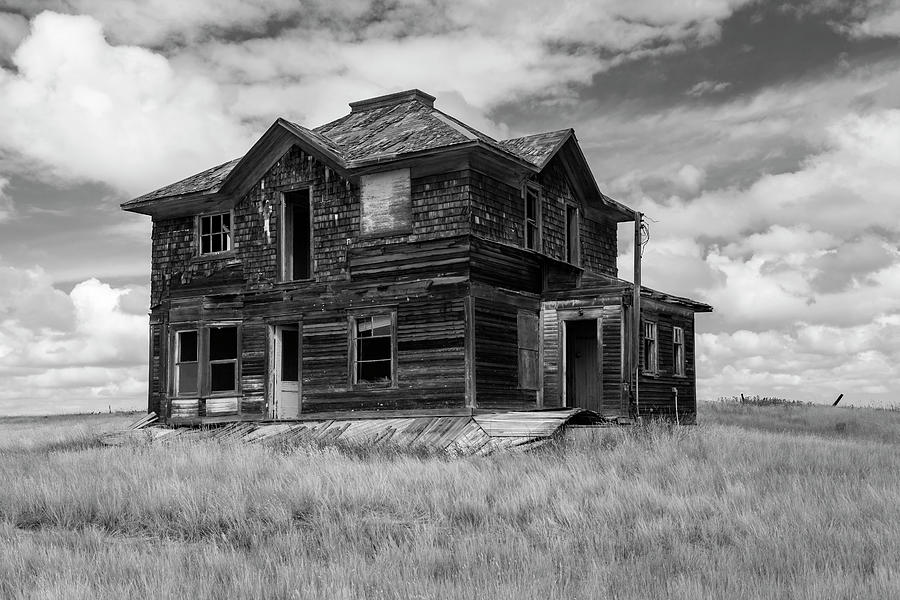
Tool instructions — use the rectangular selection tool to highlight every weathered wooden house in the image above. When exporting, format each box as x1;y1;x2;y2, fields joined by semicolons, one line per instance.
122;89;711;426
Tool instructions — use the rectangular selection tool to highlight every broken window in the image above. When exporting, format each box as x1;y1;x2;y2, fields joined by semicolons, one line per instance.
566;205;579;265
209;326;238;393
518;311;540;390
642;321;658;374
282;189;312;280
352;313;395;385
524;184;541;251
199;212;232;255
175;330;198;395
673;326;686;376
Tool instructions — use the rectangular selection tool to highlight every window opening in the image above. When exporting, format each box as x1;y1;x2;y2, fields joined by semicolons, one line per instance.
642;321;658;374
673;326;685;376
353;314;393;384
200;213;231;255
208;326;238;393
175;330;198;395
525;185;540;250
566;206;579;264
283;189;312;280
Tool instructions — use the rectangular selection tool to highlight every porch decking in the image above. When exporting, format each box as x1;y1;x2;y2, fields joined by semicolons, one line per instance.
101;408;616;456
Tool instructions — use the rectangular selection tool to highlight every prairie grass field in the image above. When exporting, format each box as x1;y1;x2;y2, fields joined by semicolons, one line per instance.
0;403;898;599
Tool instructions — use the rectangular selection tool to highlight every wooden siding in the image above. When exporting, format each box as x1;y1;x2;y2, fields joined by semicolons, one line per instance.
542;298;625;416
634;304;697;423
472;288;541;411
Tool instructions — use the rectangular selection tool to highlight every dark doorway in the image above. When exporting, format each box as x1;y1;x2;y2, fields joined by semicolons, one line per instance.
282;189;311;281
565;319;601;411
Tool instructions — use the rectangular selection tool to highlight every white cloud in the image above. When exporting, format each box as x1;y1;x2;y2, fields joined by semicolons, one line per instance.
0;11;252;196
0;265;148;414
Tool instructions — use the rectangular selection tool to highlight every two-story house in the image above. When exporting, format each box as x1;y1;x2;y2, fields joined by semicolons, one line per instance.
122;89;711;425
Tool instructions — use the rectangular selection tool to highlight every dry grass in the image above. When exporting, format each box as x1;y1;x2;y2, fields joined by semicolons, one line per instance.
0;407;898;599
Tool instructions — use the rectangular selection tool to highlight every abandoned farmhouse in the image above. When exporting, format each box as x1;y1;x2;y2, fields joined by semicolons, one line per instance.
121;89;711;426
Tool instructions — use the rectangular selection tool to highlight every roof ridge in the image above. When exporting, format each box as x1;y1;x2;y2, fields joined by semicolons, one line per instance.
349;89;435;113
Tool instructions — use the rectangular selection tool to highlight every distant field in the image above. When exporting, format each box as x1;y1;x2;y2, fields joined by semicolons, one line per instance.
0;404;897;599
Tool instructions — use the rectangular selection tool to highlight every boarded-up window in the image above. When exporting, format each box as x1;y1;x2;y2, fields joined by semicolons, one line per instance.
360;169;411;236
518;311;540;390
642;321;658;374
673;326;685;376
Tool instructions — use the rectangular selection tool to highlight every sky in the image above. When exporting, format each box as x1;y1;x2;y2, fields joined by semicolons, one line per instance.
0;0;899;415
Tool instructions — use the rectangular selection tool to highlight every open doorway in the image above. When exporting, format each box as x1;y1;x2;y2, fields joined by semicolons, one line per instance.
272;324;300;419
564;319;602;412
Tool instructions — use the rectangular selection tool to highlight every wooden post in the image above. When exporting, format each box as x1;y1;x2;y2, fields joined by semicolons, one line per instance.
633;212;642;419
832;393;844;407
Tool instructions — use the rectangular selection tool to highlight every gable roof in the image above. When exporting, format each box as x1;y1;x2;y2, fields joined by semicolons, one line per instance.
122;89;633;222
500;129;572;169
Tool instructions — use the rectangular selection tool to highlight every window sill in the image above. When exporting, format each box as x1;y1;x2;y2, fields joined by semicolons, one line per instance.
192;251;237;263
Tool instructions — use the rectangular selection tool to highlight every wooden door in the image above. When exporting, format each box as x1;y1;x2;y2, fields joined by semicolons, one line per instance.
565;319;602;412
274;325;300;419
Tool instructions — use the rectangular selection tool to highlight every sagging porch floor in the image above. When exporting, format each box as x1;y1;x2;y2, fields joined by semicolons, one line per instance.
102;409;616;456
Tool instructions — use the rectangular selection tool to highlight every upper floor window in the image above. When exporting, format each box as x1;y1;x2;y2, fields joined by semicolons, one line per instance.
566;205;580;265
524;184;541;251
673;326;686;376
642;321;658;374
199;212;232;255
281;189;312;281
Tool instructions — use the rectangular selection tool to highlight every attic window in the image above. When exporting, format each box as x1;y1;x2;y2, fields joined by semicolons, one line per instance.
199;212;232;255
360;169;411;237
524;184;541;251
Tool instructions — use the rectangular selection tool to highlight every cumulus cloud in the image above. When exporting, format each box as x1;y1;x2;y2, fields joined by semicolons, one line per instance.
0;11;252;197
0;265;147;414
615;106;900;406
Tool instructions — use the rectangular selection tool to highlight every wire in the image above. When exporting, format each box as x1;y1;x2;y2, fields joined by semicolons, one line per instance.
639;218;650;257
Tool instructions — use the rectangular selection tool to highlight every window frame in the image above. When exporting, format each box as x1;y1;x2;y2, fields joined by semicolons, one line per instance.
523;183;542;251
348;311;398;388
207;325;240;396
565;204;580;266
174;329;199;397
517;310;541;391
280;188;313;282
673;326;686;377
198;211;234;256
642;320;659;375
169;323;241;398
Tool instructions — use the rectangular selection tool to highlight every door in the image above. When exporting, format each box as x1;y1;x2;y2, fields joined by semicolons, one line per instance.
273;324;300;419
565;319;602;412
